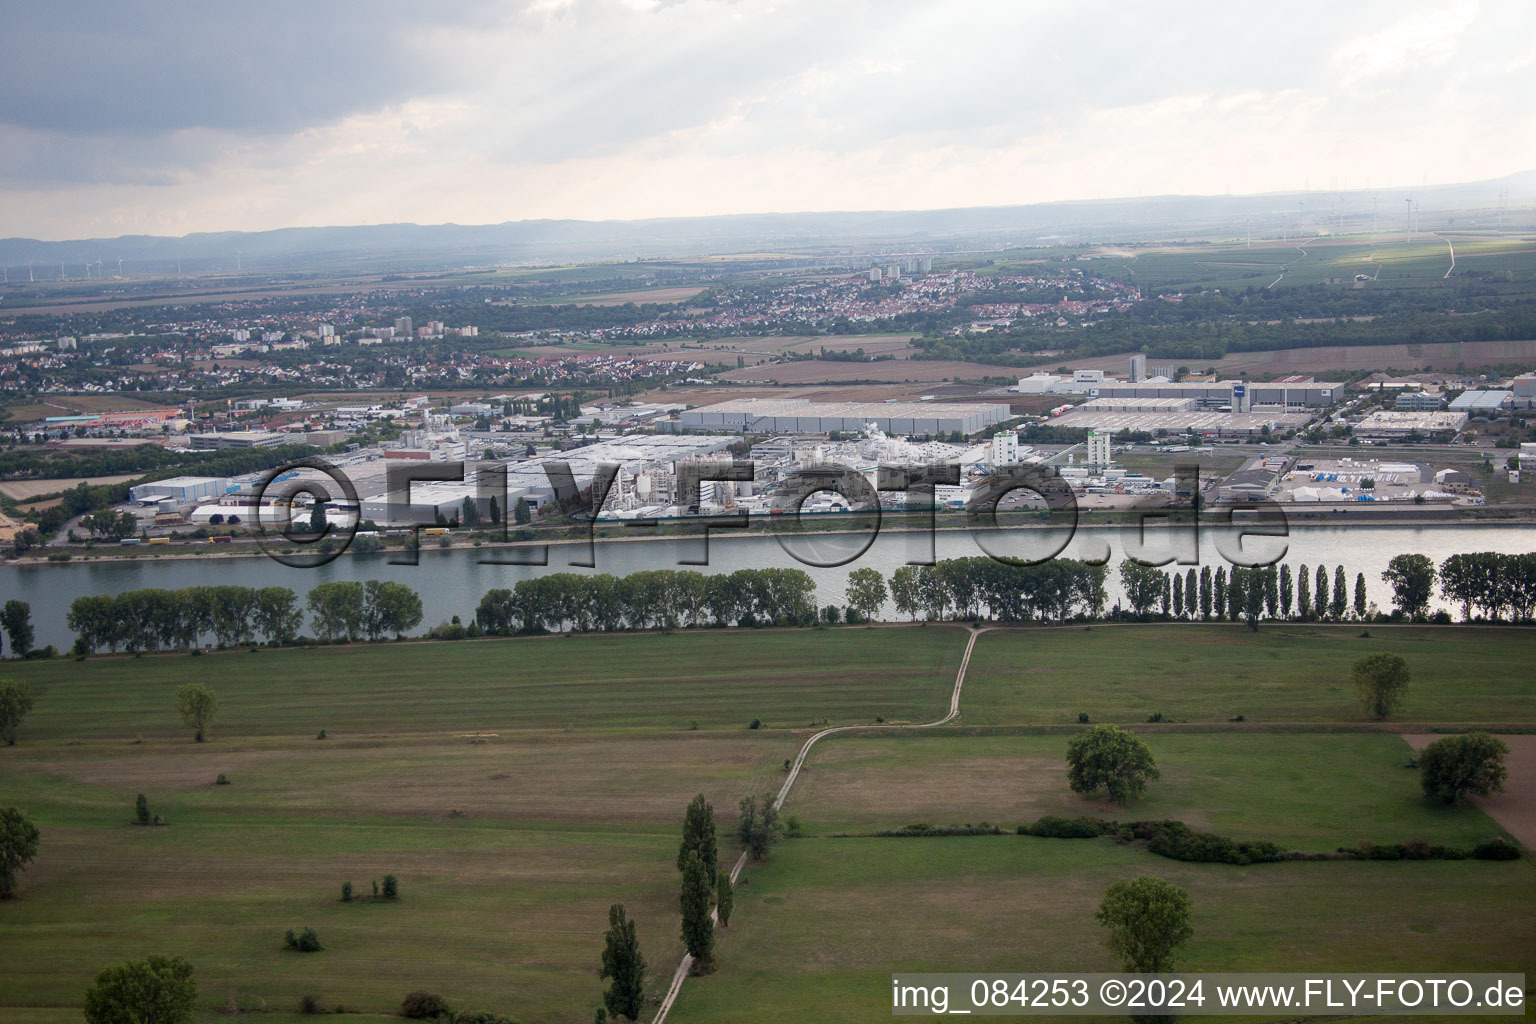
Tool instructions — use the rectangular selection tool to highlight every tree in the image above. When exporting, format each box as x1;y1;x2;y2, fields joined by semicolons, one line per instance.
599;903;646;1022
1212;567;1226;620
488;495;501;525
307;581;365;642
1382;554;1435;619
308;501;326;535
1315;564;1329;619
1351;653;1409;720
1297;563;1312;619
513;498;532;525
1066;725;1160;805
84;955;197;1024
716;870;734;927
363;581;423;640
1243;568;1264;631
1418;732;1509;805
1331;565;1348;619
136;793;152;825
1183;567;1197;618
1170;572;1183;619
174;681;217;741
0;806;40;898
1279;564;1294;618
679;849;715;972
461;496;481;527
254;587;302;645
844;568;887;623
1119;561;1165;618
889;566;920;620
1354;572;1368;619
0;679;34;745
0;600;33;658
736;794;783;859
1095;877;1193;973
677;794;718;884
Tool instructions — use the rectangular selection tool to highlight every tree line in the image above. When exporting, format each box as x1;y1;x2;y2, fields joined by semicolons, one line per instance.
474;568;819;634
65;580;423;654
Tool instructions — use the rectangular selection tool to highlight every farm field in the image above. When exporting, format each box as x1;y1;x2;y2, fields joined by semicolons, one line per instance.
1097;235;1536;294
0;627;967;1023
3;623;1533;1023
785;732;1509;850
666;838;1536;1024
962;624;1536;726
719;358;1005;384
4;629;967;740
0;473;144;502
1072;338;1536;376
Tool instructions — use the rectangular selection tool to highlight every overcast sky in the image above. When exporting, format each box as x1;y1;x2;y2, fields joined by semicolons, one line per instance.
4;0;1534;240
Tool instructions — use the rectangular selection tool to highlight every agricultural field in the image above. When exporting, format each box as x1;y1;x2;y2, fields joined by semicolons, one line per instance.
0;629;964;1022
3;623;1532;1023
667;839;1536;1024
961;625;1536;726
1097;235;1536;294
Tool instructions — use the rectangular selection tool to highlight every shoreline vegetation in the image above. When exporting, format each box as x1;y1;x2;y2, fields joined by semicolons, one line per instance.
7;508;1534;567
28;550;1536;661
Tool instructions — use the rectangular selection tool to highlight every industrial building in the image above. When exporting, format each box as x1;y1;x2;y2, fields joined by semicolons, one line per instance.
1392;391;1445;410
188;430;290;449
1353;410;1469;437
1087;380;1341;408
1448;390;1511;415
129;476;230;506
1052;398;1314;437
678;398;1010;436
358;434;737;525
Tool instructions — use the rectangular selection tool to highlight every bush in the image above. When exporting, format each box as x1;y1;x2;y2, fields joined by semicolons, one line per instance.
1472;837;1521;861
341;881;352;902
1021;816;1112;839
135;793;151;825
1077;712;1090;724
876;823;1004;837
1419;732;1509;804
1132;820;1284;865
299;995;320;1014
316;729;327;740
382;874;399;899
453;1012;517;1024
401;992;449;1019
284;927;323;952
748;718;762;730
215;774;230;786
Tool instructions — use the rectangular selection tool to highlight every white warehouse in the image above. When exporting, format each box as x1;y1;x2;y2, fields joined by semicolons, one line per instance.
679;398;1010;436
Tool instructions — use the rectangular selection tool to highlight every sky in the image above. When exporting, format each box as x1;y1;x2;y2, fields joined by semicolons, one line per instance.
3;0;1534;241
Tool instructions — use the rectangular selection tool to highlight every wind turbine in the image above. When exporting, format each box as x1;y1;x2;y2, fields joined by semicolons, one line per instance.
117;258;124;278
1405;197;1414;241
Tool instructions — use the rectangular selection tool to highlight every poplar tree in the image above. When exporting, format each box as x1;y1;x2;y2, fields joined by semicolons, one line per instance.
677;794;718;884
599;904;646;1022
679;850;715;973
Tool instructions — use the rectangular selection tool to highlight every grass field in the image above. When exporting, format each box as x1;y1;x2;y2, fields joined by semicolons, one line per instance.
0;628;966;1023
786;732;1509;850
666;838;1536;1024
7;629;967;740
962;625;1536;726
2;624;1532;1023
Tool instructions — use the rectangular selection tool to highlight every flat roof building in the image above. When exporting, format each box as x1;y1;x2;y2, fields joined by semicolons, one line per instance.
678;399;1010;437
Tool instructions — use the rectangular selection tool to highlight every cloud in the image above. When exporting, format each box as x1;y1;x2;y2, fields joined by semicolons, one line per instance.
3;0;1534;239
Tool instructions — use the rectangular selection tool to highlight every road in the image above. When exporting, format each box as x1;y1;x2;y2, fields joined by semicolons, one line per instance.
650;624;985;1024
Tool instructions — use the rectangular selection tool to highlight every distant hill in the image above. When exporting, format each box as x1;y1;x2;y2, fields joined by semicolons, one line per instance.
3;171;1532;274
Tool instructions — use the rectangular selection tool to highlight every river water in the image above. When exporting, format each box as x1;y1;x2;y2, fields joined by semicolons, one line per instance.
3;523;1533;650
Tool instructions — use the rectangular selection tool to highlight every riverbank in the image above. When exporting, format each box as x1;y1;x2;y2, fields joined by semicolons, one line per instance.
7;504;1534;567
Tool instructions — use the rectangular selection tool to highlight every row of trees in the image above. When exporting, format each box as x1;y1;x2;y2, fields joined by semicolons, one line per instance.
888;558;1110;623
474;568;818;635
1380;551;1536;622
1118;561;1368;626
66;581;423;654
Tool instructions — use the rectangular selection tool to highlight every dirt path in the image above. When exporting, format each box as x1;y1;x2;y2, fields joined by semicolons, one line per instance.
650;625;985;1023
1402;734;1536;848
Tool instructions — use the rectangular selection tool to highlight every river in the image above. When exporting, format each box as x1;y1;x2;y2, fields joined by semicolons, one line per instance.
3;523;1533;650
